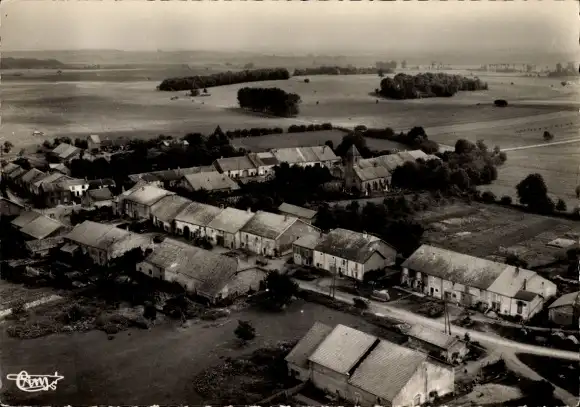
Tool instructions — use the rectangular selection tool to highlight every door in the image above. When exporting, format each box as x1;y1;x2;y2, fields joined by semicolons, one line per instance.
430;287;435;296
216;236;224;246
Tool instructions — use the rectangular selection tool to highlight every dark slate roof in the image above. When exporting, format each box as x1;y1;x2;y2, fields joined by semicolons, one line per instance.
314;228;396;263
514;290;540;302
240;211;299;240
87;188;114;201
278;202;318;220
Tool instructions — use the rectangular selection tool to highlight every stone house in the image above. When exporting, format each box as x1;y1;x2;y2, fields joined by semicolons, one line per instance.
205;207;256;249
173;202;223;239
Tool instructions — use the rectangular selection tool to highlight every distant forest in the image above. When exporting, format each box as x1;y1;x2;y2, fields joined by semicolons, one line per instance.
293;66;379;76
1;57;66;69
157;68;290;91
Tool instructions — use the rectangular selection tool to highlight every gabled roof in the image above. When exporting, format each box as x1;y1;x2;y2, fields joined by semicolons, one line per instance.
407;325;461;350
207;207;255;234
240;210;300;240
252;151;280;166
354;165;391;182
487;266;551;298
174;202;223;227
401;245;509;290
285;322;334;368
11;211;43;228
215;156;257;172
87;188;113;202
33;172;68;187
7;166;28;181
18;168;45;185
182;172;240;192
278;202;318;220
25;236;64;253
314;228;396;263
88;134;101;144
549;291;580;309
19;215;64;240
2;162;22;175
348;339;428;403
123;185;174;206
49;163;70;175
150;195;193;223
293;232;324;250
514;290;540;302
308;324;378;375
52;143;80;160
271;146;338;165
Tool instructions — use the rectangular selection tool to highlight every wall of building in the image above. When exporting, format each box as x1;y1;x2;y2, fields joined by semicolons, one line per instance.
124;201;150;219
174;221;206;239
293;245;313;266
549;306;576;326
241;232;277;256
78;243;107;265
310;363;351;402
364;252;388;274
278;220;317;255
393;362;454;407
136;261;164;279
165;269;197;292
288;363;310;383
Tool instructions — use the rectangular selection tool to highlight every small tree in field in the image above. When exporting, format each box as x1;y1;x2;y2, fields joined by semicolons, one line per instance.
556;198;567;212
234;320;256;343
543;131;554;141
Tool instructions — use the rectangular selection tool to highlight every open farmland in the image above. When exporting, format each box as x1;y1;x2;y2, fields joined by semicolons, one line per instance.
416;202;580;268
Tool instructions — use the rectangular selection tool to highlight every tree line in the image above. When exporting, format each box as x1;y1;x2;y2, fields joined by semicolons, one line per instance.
223;122;333;139
377;72;488;100
375;60;399;71
237;87;301;117
157;68;290;92
293;66;379;76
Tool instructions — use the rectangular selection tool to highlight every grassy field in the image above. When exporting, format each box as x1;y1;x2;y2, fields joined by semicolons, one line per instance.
0;281;59;311
0;297;393;405
416;202;580;268
516;353;579;396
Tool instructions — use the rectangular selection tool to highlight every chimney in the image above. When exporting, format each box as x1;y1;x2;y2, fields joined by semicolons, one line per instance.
522;278;527;291
515;266;519;275
247;207;251;213
362;231;368;239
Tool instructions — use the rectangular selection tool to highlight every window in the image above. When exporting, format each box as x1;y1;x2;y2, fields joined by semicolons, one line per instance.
149;270;152;276
342;259;346;265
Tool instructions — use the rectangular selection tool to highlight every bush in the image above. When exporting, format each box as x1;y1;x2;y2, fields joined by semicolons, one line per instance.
556;198;567;212
494;99;508;107
235;320;256;342
353;297;369;310
481;191;497;203
500;195;513;205
304;78;310;83
10;298;27;316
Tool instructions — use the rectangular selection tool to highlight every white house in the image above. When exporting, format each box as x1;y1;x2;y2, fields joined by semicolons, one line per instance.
311;228;397;281
150;195;193;232
213;156;259;178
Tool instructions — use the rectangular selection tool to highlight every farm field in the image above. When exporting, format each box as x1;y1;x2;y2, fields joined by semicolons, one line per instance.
0;280;58;311
416;202;580;268
0;298;392;405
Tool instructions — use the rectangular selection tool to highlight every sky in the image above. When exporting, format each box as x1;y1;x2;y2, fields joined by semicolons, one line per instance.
1;0;578;58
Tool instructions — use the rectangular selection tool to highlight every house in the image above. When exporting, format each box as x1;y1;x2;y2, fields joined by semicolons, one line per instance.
548;291;580;326
118;185;174;219
17;168;46;192
48;163;71;176
39;182;73;206
128;173;164;188
404;325;468;363
87;178;116;190
136;239;258;303
271;146;340;168
31;172;68;196
64;220;152;265
278;202;318;223
287;323;454;407
293;232;324;266
240;211;319;257
25;236;64;258
51;143;81;163
128;166;216;188
179;172;240;193
4;165;27;185
312;228;397;281
0;197;25;218
58;178;89;198
173;202;223;239
205;207;256;249
401;245;557;320
87;134;101;151
82;188;114;208
150;195;193;232
213;156;259;178
248;152;280;177
11;211;65;240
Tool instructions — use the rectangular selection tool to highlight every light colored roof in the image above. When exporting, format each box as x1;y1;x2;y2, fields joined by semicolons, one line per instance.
19;216;64;240
87;188;113;202
487;267;550;298
174;202;223;226
253;151;280;166
294;233;324;250
271;146;338;165
241;210;299;240
65;220;150;257
215;156;257;172
285;322;334;368
314;228;396;263
129;166;216;184
143;240;239;299
401;245;509;290
88;134;101;144
354;165;391;182
11;211;43;228
25;236;64;253
399;150;428;161
349;340;427;403
150;195;193;223
308;324;377;375
49;163;70;175
19;168;45;184
52;143;80;160
549;291;580;309
407;325;461;350
182;172;240;192
123;185;174;206
278;202;318;220
207;207;255;234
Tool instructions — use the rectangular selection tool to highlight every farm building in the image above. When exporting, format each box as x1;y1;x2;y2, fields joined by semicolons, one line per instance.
87;134;101;151
1;162;23;181
136;239;262;303
205;207;256;249
173;202;223;239
116;185;174;219
404;325;468;364
31;172;69;196
278;202;318;223
179;172;240;193
39;182;73;206
48;163;71;176
150;195;193;232
548;291;580;326
11;211;65;240
286;323;454;407
239;211;319;257
16;168;46;193
293;232;325;266
401;245;557;320
87;178;116;190
270;146;340;168
312;228;397;281
25;236;64;258
248;152;280;176
50;143;81;163
3;165;27;185
0;197;24;218
128;166;216;188
213;156;259;178
82;188;114;208
64;220;152;265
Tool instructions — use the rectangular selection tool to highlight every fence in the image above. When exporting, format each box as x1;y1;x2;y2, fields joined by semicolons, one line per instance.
256;381;306;405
